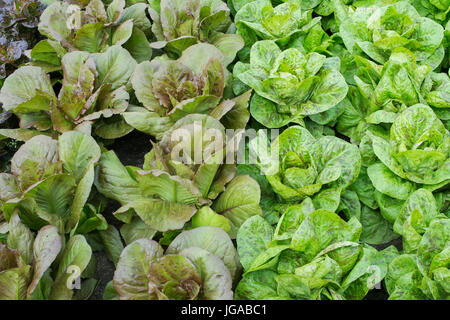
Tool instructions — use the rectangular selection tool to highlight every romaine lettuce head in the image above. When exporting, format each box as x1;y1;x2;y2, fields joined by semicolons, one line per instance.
149;0;244;62
234;40;348;128
112;227;237;300
0;221;93;300
123;43;251;139
392;189;447;253
0;46;137;139
340;1;445;69
386;217;449;300
262;126;360;203
234;0;326;56
346;47;448;126
410;0;450;25
235;208;397;300
367;104;449;186
336;48;450;142
0;131;105;234
34;0;152;65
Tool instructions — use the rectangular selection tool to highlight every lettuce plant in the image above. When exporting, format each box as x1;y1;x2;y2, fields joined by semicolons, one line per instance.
386;216;449;299
235;205;397;300
0;220;93;300
340;1;445;69
96;114;262;237
110;227;239;300
392;189;447;252
0;0;447;301
234;40;348;128
365;104;449;193
0;46;137;139
411;0;450;25
256;126;360;206
123;43;251;139
33;0;152;66
0;131;104;235
234;0;326;57
336;48;450;142
149;0;244;63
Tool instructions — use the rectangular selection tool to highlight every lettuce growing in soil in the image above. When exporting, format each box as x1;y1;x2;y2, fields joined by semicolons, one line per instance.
0;0;448;300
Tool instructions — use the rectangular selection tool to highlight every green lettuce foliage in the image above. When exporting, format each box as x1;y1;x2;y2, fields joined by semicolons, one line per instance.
149;0;244;63
0;220;93;300
336;48;450;142
0;131;107;235
111;227;239;300
123;43;251;139
234;40;348;128
386;216;449;299
365;104;449;191
96;114;262;237
340;1;445;69
235;205;398;300
411;0;450;25
0;46;137;139
234;0;330;59
256;126;360;206
33;0;152;67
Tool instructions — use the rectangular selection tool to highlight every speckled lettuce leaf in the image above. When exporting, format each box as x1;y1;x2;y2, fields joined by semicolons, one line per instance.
235;41;348;127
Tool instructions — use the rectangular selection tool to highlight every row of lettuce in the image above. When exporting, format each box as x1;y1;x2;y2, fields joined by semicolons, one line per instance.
0;0;448;300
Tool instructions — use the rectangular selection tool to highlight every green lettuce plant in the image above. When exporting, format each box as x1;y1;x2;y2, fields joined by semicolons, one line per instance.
123;43;251;139
149;0;244;63
340;1;445;69
255;126;361;206
336;48;450;142
0;46;137;139
235;205;398;300
392;189;447;253
233;40;348;128
110;227;240;300
234;0;329;59
411;0;450;25
365;104;449;197
385;216;449;299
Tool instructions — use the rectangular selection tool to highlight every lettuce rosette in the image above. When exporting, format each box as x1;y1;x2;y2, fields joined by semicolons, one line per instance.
107;227;240;300
96;114;262;238
33;0;152;68
336;48;449;142
0;222;94;300
385;216;449;299
255;126;360;208
234;0;333;59
0;46;137;139
233;40;348;128
235;205;397;300
340;1;445;69
0;131;107;235
149;0;244;63
123;43;251;139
